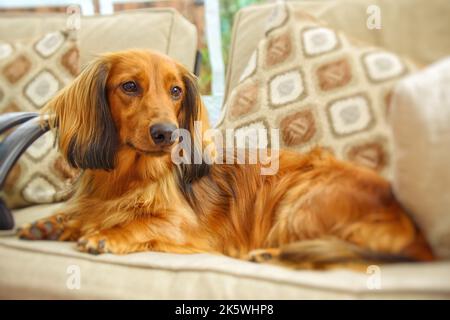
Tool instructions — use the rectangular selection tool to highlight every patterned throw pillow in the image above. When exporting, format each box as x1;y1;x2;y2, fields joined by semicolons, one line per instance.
217;3;418;178
0;30;80;208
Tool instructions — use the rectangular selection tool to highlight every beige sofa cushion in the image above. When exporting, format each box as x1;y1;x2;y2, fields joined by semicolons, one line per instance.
0;30;80;208
217;3;417;178
0;8;197;72
390;57;450;259
225;0;450;104
0;203;449;299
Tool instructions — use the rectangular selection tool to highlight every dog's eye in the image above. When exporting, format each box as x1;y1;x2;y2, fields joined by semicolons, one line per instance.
121;81;138;94
170;86;182;100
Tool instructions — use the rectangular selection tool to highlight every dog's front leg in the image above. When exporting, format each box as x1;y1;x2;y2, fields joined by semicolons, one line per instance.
17;212;82;241
76;217;202;255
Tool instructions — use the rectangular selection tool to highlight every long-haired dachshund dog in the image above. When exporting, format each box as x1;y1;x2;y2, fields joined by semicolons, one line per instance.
18;50;433;269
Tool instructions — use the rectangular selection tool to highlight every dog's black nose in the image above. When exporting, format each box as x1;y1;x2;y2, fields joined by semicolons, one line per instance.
149;123;177;146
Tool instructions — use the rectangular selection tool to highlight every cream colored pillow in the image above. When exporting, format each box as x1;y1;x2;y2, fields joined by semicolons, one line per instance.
390;57;450;259
0;30;80;208
217;3;418;178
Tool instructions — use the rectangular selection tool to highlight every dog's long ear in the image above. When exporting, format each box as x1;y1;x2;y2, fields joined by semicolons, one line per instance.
177;69;210;195
43;58;118;170
178;72;199;136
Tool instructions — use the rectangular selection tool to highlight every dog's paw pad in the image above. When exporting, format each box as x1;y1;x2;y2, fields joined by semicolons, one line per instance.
43;221;54;233
77;235;110;255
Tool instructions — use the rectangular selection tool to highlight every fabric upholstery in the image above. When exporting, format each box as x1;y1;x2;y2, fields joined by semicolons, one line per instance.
0;30;80;208
218;3;417;178
225;0;450;104
390;57;450;259
0;203;449;299
0;8;198;72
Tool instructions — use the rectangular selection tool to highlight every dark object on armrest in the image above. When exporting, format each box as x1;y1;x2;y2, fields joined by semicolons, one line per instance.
0;114;49;230
0;112;39;135
0;198;14;231
194;50;202;77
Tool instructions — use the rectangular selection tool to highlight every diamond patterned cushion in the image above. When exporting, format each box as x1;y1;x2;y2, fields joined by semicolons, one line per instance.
0;30;80;208
217;3;418;178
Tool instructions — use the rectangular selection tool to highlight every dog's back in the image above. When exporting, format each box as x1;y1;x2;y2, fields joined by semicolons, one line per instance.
183;147;434;268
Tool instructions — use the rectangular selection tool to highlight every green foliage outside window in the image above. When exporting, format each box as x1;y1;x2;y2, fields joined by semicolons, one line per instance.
199;0;265;94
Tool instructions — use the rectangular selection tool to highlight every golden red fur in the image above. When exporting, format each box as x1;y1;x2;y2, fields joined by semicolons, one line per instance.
18;50;433;269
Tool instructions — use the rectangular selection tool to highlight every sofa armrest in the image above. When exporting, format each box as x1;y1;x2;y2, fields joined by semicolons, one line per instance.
0;114;50;230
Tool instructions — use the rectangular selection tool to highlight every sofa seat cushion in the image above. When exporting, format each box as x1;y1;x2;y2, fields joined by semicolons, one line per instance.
0;203;449;299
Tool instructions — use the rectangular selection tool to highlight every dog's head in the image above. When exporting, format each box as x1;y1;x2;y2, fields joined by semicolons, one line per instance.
45;49;205;171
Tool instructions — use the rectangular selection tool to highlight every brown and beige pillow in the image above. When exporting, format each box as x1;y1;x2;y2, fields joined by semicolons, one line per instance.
0;30;80;208
217;3;418;178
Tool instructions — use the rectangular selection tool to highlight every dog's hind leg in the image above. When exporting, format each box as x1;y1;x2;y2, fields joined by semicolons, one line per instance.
247;220;434;271
246;245;369;271
246;239;406;271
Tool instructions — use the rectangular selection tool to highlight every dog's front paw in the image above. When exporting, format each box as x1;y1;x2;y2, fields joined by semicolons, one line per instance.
77;233;111;255
77;232;133;255
77;231;146;255
17;215;66;240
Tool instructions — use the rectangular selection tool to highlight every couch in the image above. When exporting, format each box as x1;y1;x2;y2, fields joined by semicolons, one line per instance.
1;1;450;299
